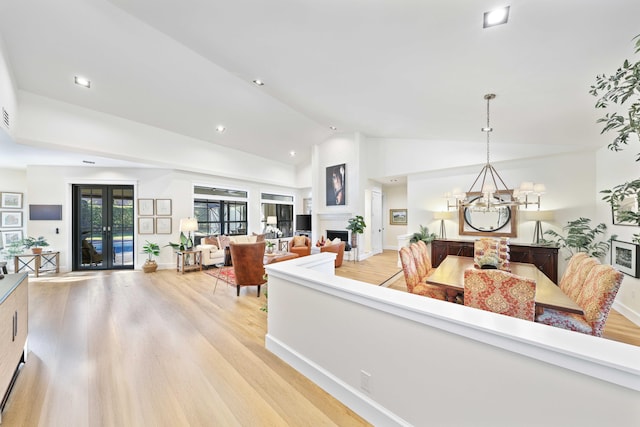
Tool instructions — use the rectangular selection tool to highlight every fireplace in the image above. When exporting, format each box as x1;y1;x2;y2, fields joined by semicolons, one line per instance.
326;229;351;251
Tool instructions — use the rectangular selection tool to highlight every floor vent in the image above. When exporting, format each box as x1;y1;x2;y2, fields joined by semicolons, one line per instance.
2;108;8;128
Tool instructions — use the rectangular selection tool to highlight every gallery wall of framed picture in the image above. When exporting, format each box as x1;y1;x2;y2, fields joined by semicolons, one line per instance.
0;191;24;249
137;198;173;235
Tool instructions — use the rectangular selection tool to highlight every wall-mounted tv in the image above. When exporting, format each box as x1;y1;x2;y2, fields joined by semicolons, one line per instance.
29;204;63;220
296;214;312;231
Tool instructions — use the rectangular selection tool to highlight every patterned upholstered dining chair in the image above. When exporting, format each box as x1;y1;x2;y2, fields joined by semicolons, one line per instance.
399;246;447;301
463;268;537;321
536;264;623;337
558;252;597;302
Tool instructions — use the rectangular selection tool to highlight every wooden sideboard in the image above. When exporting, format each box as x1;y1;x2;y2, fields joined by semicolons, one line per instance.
0;273;28;423
431;239;559;283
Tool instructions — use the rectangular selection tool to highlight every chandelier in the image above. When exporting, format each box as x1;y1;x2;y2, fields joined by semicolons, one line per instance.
446;93;545;211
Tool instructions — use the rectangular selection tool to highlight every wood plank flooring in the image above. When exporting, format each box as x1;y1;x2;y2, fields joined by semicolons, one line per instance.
3;250;639;426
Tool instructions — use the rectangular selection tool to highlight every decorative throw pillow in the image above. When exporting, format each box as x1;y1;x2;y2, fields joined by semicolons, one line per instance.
324;238;332;246
332;237;342;245
293;236;307;247
202;236;219;249
218;235;231;249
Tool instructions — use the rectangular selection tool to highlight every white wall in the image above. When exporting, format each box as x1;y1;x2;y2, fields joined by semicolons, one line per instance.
0;34;17;138
382;184;407;249
596;144;640;325
20;165;301;271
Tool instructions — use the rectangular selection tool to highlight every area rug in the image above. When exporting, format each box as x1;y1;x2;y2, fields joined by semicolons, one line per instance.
203;267;236;285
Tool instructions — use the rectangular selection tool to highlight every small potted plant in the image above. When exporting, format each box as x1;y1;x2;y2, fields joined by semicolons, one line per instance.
265;240;276;254
142;240;160;273
22;236;49;254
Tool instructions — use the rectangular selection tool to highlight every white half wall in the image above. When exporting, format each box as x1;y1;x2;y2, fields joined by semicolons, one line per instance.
265;255;640;426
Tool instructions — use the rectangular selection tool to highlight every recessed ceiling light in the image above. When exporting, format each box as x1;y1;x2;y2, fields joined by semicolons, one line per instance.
252;79;264;86
216;125;226;133
74;76;91;88
483;6;510;28
289;151;296;157
329;126;337;131
82;160;95;164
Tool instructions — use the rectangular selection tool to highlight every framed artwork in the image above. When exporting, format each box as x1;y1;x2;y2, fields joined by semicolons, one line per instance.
611;195;638;225
390;209;408;225
611;240;640;278
2;230;23;247
1;192;23;208
156;217;172;234
326;163;346;206
138;217;155;234
138;198;154;216
1;211;23;228
155;199;172;216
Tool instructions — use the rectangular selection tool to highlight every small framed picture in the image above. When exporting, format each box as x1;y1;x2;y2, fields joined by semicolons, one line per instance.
138;199;154;216
611;240;640;278
390;209;408;225
2;230;23;247
155;199;172;216
1;192;23;209
156;217;172;234
138;217;155;234
1;211;23;228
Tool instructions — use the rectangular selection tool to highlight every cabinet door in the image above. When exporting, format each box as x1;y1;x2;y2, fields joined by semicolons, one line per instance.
0;290;17;398
12;279;28;349
529;249;558;283
431;241;448;267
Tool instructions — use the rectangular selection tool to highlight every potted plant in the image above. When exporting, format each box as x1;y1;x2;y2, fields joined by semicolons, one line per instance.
22;236;49;254
265;240;276;254
346;215;366;249
543;217;614;260
142;240;160;273
409;225;438;245
165;232;191;251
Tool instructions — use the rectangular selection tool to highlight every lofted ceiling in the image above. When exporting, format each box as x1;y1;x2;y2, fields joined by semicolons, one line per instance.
0;0;639;171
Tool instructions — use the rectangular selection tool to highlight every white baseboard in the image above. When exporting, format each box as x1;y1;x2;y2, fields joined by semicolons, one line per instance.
612;300;640;327
265;334;410;427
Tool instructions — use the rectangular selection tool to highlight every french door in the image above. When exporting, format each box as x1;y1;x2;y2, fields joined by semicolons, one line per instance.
72;185;135;270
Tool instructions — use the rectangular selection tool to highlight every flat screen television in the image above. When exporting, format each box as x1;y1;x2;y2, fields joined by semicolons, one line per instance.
29;204;63;220
296;214;311;231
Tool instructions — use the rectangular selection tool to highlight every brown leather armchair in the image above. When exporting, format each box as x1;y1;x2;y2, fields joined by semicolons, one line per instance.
229;241;267;297
289;236;311;257
320;241;346;267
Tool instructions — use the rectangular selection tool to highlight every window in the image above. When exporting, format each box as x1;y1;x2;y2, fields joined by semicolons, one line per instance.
193;186;248;240
261;193;294;237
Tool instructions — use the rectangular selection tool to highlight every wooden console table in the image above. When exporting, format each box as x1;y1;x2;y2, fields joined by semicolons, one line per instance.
14;252;60;277
431;239;559;283
176;249;202;274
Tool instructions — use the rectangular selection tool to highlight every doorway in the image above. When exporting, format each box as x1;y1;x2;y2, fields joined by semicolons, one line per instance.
72;185;135;270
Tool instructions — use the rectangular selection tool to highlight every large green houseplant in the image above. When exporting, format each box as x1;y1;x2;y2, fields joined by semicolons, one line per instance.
409;225;437;245
22;236;50;254
346;215;366;248
591;34;640;244
544;217;613;260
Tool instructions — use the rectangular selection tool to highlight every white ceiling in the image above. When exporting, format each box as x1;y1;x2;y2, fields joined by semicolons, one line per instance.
1;0;639;170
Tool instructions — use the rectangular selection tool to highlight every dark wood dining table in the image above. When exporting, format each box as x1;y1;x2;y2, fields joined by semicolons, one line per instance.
426;255;584;315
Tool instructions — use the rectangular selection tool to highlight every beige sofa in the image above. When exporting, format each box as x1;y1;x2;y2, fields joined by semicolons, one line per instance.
197;234;262;267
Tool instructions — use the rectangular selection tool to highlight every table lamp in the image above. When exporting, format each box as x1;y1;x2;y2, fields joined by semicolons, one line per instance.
179;217;198;248
433;211;454;239
523;210;554;244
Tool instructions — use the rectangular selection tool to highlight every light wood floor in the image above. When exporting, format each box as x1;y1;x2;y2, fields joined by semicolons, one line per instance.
4;251;639;426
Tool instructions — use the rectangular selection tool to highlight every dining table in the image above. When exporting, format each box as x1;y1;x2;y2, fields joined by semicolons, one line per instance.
426;255;584;315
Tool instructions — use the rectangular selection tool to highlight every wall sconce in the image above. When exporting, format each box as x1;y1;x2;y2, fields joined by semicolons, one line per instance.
433;211;455;239
522;210;554;244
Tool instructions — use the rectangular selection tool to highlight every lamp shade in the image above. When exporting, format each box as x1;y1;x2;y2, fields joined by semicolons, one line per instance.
433;211;454;220
522;210;554;222
266;216;277;225
179;217;198;232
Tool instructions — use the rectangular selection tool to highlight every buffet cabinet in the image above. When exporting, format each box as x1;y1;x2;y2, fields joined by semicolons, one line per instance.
431;239;559;283
0;273;28;423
